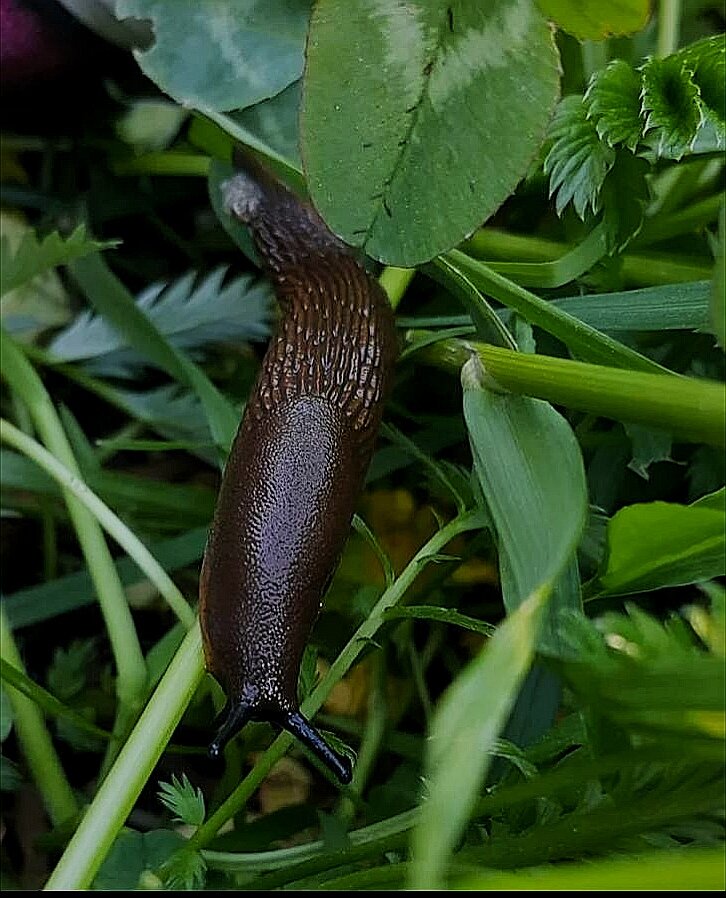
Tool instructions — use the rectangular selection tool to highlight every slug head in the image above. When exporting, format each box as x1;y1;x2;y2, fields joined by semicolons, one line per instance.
208;696;353;786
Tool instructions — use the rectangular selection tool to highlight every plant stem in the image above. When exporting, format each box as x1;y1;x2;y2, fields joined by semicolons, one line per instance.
0;329;147;719
0;608;78;826
111;152;210;177
379;266;415;309
657;0;681;57
43;623;205;891
188;509;486;850
463;228;713;286
413;336;725;447
0;419;195;629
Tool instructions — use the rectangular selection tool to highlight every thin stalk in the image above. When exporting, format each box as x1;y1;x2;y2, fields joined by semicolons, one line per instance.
0;419;195;629
413;335;725;447
635;192;724;247
463;228;713;286
111;152;210;177
657;0;681;57
188;509;486;850
0;329;147;723
337;653;388;825
0;608;78;826
43;623;205;891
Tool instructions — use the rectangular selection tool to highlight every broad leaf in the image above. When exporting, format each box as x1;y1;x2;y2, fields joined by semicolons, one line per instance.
462;354;588;650
116;0;311;112
303;0;560;266
594;497;726;596
536;0;650;41
712;202;725;350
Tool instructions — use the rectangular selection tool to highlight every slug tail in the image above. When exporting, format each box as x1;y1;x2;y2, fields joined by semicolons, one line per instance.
283;711;353;785
208;700;253;760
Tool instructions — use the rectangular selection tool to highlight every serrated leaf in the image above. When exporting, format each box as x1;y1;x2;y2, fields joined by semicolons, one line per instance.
116;0;311;113
49;267;271;377
585;59;644;150
600;147;650;251
303;0;560;266
0;225;116;298
625;423;673;480
682;34;726;147
157;773;206;826
46;639;96;702
545;95;616;219
536;0;650;41
641;55;703;160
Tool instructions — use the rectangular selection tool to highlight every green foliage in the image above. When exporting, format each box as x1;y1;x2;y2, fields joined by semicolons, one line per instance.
535;0;650;41
303;0;560;265
593;491;726;597
0;225;116;298
115;0;311;112
49;267;272;377
545;35;726;232
158;773;206;827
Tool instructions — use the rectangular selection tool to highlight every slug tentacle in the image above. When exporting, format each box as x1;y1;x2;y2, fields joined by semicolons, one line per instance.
200;149;396;785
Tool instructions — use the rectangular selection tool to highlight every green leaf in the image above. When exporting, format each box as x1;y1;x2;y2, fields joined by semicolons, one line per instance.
681;34;726;148
0;755;22;792
0;225;116;298
594;498;726;597
303;0;560;266
68;253;239;454
555;602;725;740
641;55;703;160
157;773;206;827
544;95;615;219
384;605;496;638
462;354;588;651
624;423;673;480
535;0;650;41
712;202;725;350
600;148;650;251
585;59;644;151
455;846;726;890
49;266;272;377
409;586;549;889
92;829;186;890
46;639;96;702
116;0;311;112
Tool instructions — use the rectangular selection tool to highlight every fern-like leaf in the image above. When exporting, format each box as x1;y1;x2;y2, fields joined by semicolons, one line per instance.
157;773;205;827
50;267;272;377
544;95;616;219
585;58;643;151
0;225;117;298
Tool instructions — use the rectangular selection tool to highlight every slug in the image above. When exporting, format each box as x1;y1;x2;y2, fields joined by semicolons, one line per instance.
199;152;397;784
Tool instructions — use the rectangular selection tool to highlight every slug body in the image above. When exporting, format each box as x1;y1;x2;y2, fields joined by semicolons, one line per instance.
199;156;396;783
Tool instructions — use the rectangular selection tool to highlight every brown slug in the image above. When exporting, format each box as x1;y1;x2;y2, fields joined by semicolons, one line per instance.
199;152;397;784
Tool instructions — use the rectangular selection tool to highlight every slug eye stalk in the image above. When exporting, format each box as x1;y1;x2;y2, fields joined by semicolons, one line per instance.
208;701;353;785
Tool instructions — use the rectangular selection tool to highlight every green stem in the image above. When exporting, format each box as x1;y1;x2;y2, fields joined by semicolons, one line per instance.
463;228;713;286
0;329;147;716
188;509;486;850
43;623;205;891
0;608;78;826
443;251;669;374
111;152;210;177
657;0;681;57
634;192;724;247
379;266;415;310
0;419;195;629
414;336;725;447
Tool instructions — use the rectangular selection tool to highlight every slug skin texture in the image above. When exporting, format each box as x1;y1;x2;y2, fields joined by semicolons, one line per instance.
199;153;397;784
